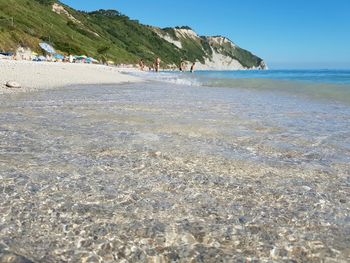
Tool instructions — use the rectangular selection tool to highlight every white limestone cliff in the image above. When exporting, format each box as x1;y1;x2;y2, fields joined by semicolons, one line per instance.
155;28;268;70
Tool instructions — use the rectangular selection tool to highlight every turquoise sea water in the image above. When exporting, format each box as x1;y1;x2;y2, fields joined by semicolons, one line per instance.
125;68;350;167
133;69;350;104
196;69;350;84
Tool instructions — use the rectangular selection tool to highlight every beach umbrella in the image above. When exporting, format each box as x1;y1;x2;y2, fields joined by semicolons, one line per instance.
76;55;87;59
38;55;47;61
107;60;115;65
54;54;64;60
39;42;56;54
88;57;99;63
0;52;14;57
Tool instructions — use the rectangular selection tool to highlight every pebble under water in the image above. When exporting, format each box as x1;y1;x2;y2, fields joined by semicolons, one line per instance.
0;82;349;262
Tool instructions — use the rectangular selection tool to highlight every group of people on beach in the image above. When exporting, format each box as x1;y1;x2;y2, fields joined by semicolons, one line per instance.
179;60;196;73
139;57;195;73
139;57;160;72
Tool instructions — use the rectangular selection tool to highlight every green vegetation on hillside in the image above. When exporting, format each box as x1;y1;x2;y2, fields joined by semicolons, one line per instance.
0;0;265;68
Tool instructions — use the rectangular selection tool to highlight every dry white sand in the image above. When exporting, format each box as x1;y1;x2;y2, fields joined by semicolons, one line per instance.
0;60;142;94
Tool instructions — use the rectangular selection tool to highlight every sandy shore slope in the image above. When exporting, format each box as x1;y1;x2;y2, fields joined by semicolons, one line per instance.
0;60;142;94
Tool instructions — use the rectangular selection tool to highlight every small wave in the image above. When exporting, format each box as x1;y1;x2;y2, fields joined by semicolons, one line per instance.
128;71;202;87
127;70;350;105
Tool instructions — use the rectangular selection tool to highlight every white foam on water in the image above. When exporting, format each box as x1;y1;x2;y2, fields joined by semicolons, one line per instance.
128;71;202;87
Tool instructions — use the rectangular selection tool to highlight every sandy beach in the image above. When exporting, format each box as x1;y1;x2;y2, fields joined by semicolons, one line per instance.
0;60;142;94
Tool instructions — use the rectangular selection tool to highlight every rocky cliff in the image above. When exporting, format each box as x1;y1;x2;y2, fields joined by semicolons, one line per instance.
153;27;267;70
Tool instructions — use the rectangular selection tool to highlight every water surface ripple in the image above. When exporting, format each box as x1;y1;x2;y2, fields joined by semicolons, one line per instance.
0;82;349;262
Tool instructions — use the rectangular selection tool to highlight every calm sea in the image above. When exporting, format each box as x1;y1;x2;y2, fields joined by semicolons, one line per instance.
134;69;350;105
0;69;349;259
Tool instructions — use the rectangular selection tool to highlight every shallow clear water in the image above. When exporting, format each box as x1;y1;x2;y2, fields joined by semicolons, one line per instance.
1;82;349;168
0;81;349;262
132;69;350;105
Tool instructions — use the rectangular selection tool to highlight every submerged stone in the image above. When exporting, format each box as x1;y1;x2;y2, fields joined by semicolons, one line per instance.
5;81;21;88
0;252;34;263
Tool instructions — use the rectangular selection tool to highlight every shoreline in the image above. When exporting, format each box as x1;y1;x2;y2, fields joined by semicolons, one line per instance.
0;60;143;94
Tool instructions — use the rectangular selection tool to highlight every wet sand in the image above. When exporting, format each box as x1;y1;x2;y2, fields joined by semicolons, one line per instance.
0;82;349;262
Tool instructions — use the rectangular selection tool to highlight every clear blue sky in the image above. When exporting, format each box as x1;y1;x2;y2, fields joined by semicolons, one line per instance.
61;0;350;69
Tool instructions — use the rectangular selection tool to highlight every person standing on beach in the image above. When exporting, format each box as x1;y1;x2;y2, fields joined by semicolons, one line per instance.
181;61;187;71
139;59;145;71
179;61;183;72
190;62;195;73
69;54;74;63
155;57;161;72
